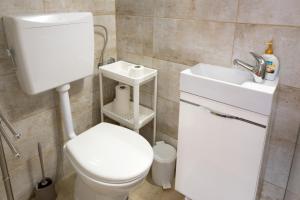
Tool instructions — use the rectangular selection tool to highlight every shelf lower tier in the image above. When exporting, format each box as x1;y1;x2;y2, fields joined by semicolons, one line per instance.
102;101;155;130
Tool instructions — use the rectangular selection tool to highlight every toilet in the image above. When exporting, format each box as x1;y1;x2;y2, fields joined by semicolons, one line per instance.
65;123;153;200
3;12;154;200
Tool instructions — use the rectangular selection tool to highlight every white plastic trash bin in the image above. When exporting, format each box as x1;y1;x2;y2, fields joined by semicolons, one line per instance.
152;141;177;189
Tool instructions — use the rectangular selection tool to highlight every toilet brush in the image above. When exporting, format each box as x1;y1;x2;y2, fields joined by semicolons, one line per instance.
35;143;57;200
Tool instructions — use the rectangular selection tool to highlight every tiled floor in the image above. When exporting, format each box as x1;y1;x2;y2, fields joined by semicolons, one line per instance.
56;173;184;200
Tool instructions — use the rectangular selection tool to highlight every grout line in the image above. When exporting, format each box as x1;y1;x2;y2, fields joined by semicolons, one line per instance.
42;0;46;13
230;0;240;64
264;180;286;190
141;88;179;105
115;14;300;29
236;0;241;24
93;13;116;16
151;9;155;58
283;125;300;199
11;104;58;124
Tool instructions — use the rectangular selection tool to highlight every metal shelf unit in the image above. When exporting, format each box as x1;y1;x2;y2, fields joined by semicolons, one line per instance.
99;61;158;144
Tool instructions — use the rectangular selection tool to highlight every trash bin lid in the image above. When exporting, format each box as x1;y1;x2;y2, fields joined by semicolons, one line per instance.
153;141;176;163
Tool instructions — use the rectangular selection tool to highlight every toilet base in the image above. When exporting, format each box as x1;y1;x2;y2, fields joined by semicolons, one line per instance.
74;176;129;200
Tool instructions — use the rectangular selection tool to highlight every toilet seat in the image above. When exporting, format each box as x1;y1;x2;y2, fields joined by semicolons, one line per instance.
64;123;153;184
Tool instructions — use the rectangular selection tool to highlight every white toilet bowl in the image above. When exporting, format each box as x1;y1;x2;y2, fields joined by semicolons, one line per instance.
64;123;154;200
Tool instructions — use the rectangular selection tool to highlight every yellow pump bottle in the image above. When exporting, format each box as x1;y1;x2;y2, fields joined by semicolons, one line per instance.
262;41;280;81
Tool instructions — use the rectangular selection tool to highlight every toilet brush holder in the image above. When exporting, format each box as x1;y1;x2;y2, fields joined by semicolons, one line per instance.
35;143;57;200
35;178;56;200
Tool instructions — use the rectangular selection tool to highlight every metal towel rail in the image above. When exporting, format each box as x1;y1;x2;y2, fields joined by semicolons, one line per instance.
0;111;21;200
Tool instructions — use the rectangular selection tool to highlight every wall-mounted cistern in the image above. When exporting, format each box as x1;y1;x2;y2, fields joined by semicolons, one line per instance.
233;52;267;83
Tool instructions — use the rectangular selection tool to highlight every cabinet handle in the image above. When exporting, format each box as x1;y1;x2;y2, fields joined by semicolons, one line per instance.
180;99;266;128
209;110;266;128
180;99;200;107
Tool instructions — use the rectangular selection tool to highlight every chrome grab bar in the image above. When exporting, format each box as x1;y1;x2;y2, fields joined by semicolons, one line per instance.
0;111;21;200
0;122;20;158
0;112;21;139
0;113;21;158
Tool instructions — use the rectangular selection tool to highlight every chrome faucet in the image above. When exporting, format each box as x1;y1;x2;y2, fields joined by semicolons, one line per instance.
233;52;266;83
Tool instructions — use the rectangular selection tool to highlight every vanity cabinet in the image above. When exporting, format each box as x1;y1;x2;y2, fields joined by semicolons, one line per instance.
175;92;270;200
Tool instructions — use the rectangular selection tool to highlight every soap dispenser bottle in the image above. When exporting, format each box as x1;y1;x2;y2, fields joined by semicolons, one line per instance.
262;40;279;81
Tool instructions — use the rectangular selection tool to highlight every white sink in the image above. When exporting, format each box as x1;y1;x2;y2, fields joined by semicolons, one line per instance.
180;63;279;115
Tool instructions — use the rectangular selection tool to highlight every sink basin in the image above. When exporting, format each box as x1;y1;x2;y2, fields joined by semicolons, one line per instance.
180;63;279;115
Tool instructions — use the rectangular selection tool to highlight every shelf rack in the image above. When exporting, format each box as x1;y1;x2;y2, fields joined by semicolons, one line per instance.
99;61;158;144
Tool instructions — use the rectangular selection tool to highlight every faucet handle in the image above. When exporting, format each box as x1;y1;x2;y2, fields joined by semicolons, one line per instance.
249;52;267;80
250;52;266;66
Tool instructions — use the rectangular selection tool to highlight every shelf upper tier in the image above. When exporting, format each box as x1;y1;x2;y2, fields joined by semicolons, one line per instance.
99;61;157;86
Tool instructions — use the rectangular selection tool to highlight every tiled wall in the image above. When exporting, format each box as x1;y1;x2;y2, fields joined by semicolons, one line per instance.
0;1;116;199
285;137;300;200
115;0;300;199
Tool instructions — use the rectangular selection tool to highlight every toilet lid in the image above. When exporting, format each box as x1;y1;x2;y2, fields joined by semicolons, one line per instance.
64;123;153;184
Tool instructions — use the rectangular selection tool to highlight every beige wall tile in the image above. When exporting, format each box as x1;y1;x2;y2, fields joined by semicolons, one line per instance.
4;109;59;170
284;190;300;200
0;0;44;15
140;90;154;109
0;24;6;60
117;52;153;68
94;15;117;61
157;97;179;139
0;58;16;76
155;0;238;22
61;153;75;178
0;74;56;122
116;0;154;16
43;0;73;12
44;0;94;12
117;15;153;57
193;0;238;22
232;24;300;88
238;0;300;26
264;139;295;188
56;173;76;200
152;59;189;103
0;181;5;200
286;144;300;197
154;0;195;19
45;0;116;14
271;85;300;143
153;18;236;66
71;94;100;135
69;76;96;102
260;181;285;200
94;0;116;15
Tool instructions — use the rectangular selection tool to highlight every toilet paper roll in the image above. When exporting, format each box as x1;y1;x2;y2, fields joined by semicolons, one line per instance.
113;84;130;116
129;65;144;77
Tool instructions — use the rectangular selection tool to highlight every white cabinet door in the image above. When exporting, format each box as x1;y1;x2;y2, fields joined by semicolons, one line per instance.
175;95;268;200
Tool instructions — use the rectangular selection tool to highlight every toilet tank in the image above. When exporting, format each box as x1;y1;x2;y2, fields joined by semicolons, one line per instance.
3;12;94;95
